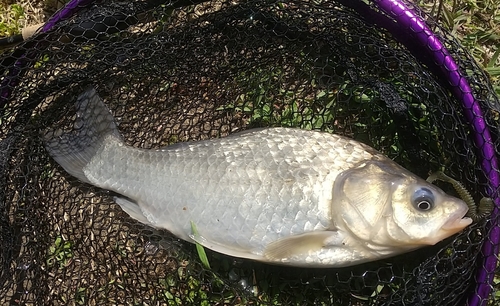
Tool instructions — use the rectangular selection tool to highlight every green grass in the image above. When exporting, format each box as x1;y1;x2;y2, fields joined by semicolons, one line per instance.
46;235;74;268
0;3;25;36
416;0;500;95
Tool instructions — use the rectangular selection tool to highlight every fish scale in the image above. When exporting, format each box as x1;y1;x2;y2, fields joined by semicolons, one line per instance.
88;130;349;241
44;88;472;267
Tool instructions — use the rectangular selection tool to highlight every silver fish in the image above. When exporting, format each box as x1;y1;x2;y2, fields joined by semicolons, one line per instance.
44;88;472;267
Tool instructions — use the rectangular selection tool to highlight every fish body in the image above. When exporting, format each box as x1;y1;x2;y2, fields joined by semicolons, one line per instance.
44;88;472;267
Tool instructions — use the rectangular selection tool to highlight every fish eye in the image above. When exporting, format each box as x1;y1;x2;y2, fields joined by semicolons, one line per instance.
412;187;435;212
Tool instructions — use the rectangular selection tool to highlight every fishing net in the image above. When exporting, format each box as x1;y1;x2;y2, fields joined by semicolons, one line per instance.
1;0;499;305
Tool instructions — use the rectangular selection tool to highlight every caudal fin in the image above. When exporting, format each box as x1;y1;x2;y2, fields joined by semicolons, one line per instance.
44;87;122;183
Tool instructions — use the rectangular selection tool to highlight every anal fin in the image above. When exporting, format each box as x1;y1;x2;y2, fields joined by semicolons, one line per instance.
188;232;263;261
114;196;151;225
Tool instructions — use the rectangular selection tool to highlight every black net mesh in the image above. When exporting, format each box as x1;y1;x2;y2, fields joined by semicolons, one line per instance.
1;0;499;305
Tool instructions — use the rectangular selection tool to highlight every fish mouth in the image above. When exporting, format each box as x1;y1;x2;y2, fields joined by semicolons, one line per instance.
441;215;472;231
441;207;472;232
418;207;472;245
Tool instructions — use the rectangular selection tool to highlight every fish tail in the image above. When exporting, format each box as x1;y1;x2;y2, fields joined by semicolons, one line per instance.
44;87;122;183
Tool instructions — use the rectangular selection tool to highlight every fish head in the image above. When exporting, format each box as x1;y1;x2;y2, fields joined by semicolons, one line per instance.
334;160;471;252
389;179;472;245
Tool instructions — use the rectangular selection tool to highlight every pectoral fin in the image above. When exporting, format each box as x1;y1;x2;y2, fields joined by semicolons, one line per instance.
263;231;342;261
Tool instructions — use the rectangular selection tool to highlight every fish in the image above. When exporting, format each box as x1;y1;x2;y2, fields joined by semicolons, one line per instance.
43;88;472;267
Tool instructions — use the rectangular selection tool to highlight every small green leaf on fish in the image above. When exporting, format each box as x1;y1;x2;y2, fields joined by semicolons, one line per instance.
191;221;211;269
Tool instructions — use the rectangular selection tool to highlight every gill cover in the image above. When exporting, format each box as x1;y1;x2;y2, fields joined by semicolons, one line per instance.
333;160;406;241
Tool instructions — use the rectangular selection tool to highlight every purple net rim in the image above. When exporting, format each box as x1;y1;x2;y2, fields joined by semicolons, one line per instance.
371;1;499;305
42;0;94;32
0;0;94;105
